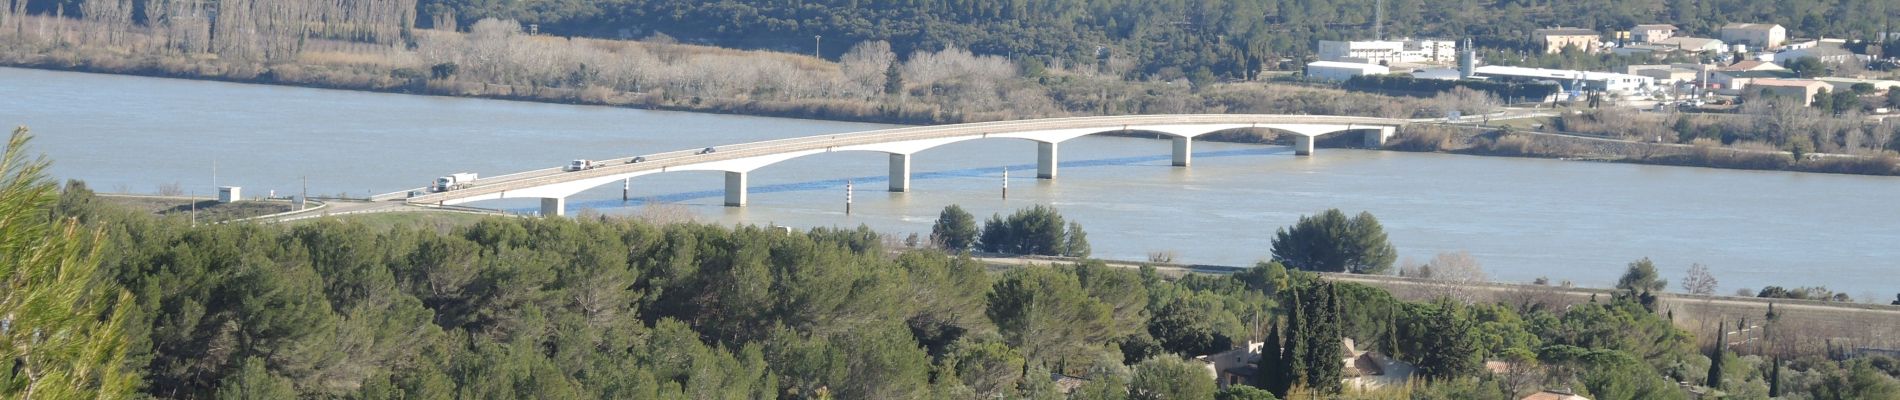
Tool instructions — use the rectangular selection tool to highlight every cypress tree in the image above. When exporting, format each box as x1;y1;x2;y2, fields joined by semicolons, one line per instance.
1256;320;1287;396
1706;324;1725;390
1383;312;1400;359
1302;283;1344;394
883;61;903;96
1280;289;1306;393
1768;356;1782;397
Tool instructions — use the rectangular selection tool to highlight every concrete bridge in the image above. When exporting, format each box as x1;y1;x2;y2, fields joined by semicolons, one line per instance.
394;114;1409;216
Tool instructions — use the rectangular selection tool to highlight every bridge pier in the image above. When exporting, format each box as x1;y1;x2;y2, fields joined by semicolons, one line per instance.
1171;137;1192;167
1364;127;1394;148
1037;142;1058;179
1294;135;1315;156
540;197;565;217
724;171;748;207
888;153;911;192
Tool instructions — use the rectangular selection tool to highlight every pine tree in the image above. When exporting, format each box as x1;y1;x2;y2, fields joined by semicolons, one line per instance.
1706;323;1725;390
0;127;138;399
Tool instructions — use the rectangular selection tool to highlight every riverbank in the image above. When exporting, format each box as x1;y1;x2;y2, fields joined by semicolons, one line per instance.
1379;123;1900;177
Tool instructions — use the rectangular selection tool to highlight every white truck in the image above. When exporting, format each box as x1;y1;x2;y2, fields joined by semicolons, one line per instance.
565;159;602;172
433;172;477;192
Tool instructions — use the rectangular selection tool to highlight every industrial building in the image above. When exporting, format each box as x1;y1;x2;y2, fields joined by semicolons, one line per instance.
1471;65;1656;96
1317;39;1457;65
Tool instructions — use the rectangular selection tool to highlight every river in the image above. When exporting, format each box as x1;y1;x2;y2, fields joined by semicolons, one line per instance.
4;67;1897;299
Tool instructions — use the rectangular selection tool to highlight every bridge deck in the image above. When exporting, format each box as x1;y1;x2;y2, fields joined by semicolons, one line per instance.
394;114;1408;205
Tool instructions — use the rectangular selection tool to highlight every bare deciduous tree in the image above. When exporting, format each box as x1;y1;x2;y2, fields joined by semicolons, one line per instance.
633;201;694;225
156;181;184;196
1420;251;1489;303
1681;263;1718;295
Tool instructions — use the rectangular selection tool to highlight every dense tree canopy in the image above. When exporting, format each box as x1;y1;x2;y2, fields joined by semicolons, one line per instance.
1270;209;1396;274
979;205;1090;257
0;129;137;400
19;168;1895;399
930;204;979;252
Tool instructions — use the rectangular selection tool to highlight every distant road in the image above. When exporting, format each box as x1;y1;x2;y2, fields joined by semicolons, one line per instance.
980;255;1900;347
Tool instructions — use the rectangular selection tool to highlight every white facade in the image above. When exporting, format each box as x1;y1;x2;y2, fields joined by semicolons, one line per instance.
1631;24;1678;43
1658;37;1726;53
1773;46;1859;64
1720;23;1787;50
1318;39;1456;65
1625;64;1703;84
218;186;241;203
1473;65;1656;95
1307;61;1391;82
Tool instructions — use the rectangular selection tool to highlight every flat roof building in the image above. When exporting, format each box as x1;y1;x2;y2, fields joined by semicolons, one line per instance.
1712;69;1798;92
1534;28;1602;54
1631;24;1678;43
1749;79;1831;105
1318;39;1457;65
1306;61;1391;82
1473;65;1655;96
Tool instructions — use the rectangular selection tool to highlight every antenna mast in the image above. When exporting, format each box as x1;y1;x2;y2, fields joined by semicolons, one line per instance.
1374;0;1384;40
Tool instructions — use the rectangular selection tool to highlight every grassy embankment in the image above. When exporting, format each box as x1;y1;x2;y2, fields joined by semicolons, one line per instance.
96;194;295;221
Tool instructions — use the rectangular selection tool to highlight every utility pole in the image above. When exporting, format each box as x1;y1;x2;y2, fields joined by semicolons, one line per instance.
300;176;307;210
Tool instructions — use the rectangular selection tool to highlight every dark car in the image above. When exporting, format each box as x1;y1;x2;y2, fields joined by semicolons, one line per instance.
697;147;716;155
627;156;646;164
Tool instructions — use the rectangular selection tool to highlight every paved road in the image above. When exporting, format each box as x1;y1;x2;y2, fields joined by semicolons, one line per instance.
393;114;1409;206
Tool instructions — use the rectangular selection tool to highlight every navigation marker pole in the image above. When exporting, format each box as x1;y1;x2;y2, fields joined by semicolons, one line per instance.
1001;167;1008;200
623;178;630;202
845;180;853;215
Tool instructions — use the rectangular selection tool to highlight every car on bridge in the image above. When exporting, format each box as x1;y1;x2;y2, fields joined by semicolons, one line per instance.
627;156;646;164
697;147;716;155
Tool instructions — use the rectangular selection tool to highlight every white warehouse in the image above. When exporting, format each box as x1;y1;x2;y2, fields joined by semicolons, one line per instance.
1307;61;1391;82
1317;39;1457;65
1472;65;1655;96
